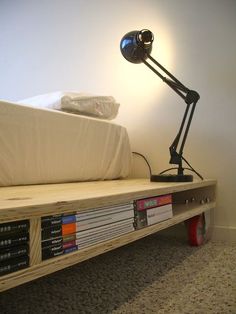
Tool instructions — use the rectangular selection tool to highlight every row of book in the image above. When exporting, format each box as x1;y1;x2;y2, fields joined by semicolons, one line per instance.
0;193;173;273
0;220;29;276
41;203;135;260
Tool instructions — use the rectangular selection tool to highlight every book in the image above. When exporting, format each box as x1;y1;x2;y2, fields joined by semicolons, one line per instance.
146;205;173;226
42;244;78;260
0;220;29;236
75;209;134;232
41;225;62;241
75;203;134;221
62;215;76;225
0;233;29;249
76;225;134;249
75;218;134;240
63;240;76;250
63;246;78;254
0;244;29;262
135;194;172;211
62;223;76;236
63;234;76;243
0;255;29;276
135;204;173;229
42;244;63;260
41;215;62;228
41;237;63;249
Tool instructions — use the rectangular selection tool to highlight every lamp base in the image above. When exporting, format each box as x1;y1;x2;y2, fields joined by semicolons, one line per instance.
150;174;193;182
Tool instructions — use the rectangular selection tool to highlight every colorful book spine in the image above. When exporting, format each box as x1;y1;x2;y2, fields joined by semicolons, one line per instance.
134;194;173;229
41;213;78;260
135;194;172;211
41;204;135;260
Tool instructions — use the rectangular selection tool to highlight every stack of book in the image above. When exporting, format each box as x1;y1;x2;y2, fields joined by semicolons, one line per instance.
75;203;134;248
134;194;173;229
41;203;134;260
41;214;78;260
0;220;29;276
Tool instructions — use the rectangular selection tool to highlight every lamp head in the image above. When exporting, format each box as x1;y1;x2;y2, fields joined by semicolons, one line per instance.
120;29;154;64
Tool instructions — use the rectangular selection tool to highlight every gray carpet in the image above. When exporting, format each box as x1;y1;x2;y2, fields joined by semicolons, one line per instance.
0;231;235;314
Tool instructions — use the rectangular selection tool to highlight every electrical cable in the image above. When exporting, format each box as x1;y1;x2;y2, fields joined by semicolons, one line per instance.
132;152;152;177
181;156;204;180
132;151;204;180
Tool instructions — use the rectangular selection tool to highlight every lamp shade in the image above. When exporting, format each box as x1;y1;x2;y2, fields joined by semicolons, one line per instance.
120;29;154;64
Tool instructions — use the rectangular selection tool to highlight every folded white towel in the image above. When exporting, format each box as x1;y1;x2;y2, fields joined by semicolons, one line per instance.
17;91;120;120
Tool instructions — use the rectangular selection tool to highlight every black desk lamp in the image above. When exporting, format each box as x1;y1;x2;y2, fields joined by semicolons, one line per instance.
120;29;201;182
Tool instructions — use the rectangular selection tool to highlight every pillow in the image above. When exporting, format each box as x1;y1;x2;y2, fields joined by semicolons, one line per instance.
17;91;120;120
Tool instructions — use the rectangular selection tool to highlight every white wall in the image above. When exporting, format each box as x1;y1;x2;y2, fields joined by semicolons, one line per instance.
1;0;236;241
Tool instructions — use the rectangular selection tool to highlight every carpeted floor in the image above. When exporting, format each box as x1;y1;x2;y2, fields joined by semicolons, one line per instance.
0;231;235;314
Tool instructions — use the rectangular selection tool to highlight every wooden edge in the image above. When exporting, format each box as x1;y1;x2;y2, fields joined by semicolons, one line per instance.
0;180;217;223
29;218;42;266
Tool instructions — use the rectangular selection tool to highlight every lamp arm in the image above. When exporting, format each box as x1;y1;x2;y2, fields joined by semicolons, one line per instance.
141;54;200;173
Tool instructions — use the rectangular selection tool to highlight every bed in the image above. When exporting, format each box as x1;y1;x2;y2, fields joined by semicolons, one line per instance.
0;100;132;186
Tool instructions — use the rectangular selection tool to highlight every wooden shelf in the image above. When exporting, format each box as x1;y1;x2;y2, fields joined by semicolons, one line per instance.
0;178;216;292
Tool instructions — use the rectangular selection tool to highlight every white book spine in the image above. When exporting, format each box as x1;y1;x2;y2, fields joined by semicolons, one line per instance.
76;218;134;238
147;206;173;226
76;209;134;231
76;203;134;221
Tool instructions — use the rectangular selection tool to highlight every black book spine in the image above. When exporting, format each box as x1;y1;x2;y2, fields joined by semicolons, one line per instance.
41;237;63;249
41;226;62;241
0;255;29;276
0;245;29;262
0;233;29;249
0;220;29;236
41;215;62;228
42;244;63;260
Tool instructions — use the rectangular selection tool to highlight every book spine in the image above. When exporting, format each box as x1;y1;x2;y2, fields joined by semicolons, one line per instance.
63;246;78;254
147;209;173;226
76;210;134;232
41;215;62;228
0;245;29;262
0;233;29;249
41;237;63;249
42;244;63;260
134;204;173;229
62;215;76;225
41;225;62;241
75;203;134;221
0;256;29;276
135;194;172;211
0;220;29;236
63;240;76;250
62;223;76;236
63;234;76;243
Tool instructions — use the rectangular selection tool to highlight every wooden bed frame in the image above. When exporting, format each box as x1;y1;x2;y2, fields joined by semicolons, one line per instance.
0;178;216;292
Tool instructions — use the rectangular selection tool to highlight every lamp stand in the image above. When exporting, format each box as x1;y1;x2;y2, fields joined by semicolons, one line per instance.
141;54;200;183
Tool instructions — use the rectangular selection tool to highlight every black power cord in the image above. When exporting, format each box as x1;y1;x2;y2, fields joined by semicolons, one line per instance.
132;151;203;180
132;152;152;177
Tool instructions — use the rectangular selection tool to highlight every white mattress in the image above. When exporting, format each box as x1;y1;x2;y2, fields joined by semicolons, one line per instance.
0;100;132;186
